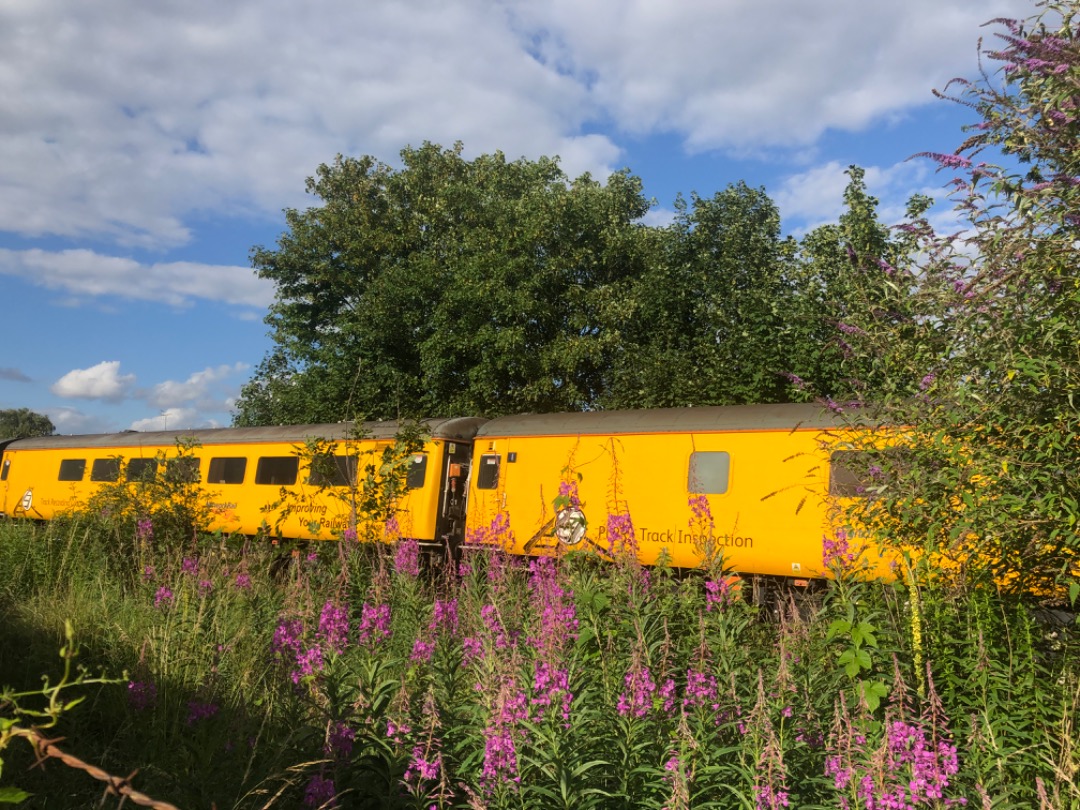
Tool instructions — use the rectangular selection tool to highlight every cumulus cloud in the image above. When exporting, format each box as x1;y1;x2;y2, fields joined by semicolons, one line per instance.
0;0;1029;249
129;407;219;432
51;361;136;402
45;406;114;435
773;159;960;236
145;363;250;410
512;0;1028;152
0;248;274;309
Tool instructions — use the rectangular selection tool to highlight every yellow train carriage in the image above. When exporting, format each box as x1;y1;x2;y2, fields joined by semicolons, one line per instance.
463;404;892;580
0;418;486;548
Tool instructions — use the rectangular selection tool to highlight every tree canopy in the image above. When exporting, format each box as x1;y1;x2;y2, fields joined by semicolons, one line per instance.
0;408;55;439
236;144;912;424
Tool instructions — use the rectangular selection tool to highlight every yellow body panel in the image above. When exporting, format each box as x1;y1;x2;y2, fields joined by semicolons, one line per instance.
0;429;455;543
464;407;894;579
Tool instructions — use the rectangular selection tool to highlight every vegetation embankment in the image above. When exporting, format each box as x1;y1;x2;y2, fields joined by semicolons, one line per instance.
1;517;1077;809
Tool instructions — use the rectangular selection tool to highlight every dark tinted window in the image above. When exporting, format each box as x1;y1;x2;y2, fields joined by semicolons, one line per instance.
406;453;428;489
91;458;121;482
476;454;500;490
256;456;299;486
688;451;730;494
165;456;201;484
58;459;86;481
208;457;246;484
829;450;905;497
1;459;9;481
126;458;159;481
308;455;356;487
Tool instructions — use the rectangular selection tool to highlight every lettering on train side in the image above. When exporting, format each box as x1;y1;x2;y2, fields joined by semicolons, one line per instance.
636;527;754;548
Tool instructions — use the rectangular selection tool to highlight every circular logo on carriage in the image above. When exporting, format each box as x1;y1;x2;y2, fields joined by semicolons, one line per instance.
554;507;587;546
20;489;33;511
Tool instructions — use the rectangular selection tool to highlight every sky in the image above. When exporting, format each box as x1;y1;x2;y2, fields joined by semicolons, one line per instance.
0;0;1034;434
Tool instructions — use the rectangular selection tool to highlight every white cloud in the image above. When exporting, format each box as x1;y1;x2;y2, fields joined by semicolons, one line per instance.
0;0;1030;249
772;159;961;236
513;0;1029;152
129;407;218;432
44;406;114;435
145;363;250;409
51;361;136;402
0;248;274;309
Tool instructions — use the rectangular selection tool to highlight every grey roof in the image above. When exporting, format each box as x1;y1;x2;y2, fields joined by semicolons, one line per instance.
3;417;488;451
476;404;865;438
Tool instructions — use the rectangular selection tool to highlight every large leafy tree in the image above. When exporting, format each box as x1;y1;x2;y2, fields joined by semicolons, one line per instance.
235;143;651;424
0;408;55;439
840;3;1080;596
786;167;931;405
603;183;799;408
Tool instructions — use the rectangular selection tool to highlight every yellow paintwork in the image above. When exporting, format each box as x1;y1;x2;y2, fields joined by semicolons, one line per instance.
0;434;448;542
464;424;894;580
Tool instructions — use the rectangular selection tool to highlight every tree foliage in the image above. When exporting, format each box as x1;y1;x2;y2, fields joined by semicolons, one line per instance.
0;408;55;439
236;144;911;423
235;143;651;423
838;3;1080;596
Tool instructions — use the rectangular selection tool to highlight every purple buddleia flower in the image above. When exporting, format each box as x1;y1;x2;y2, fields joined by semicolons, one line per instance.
127;680;157;711
303;774;337;808
325;722;355;759
358;602;392;646
394;538;421;577
186;700;219;725
430;598;459;636
272;618;304;660
617;663;656;718
317;600;350;654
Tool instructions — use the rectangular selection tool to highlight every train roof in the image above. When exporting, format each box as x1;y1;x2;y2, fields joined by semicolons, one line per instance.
476;403;871;438
2;417;488;451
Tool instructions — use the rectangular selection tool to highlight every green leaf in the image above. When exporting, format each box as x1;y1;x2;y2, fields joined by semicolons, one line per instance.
0;786;31;804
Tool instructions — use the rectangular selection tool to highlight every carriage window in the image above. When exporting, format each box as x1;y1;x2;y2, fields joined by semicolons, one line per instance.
91;458;121;482
406;454;428;489
165;456;202;484
1;459;9;481
308;455;356;487
829;450;904;497
256;456;299;486
688;451;730;494
126;458;159;481
58;459;86;481
476;454;500;490
208;457;246;484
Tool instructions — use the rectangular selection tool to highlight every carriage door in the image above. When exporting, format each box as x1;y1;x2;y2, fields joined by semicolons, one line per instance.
433;440;474;556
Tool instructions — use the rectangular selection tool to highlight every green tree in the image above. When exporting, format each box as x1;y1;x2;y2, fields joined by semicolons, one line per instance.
604;183;800;408
839;3;1080;596
235;143;651;424
0;408;55;439
786;167;931;404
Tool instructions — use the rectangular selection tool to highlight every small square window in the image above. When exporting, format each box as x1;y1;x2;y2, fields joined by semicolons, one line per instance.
406;454;428;489
165;456;201;484
126;458;159;482
58;459;86;481
308;455;357;487
208;457;247;484
91;458;121;482
476;454;500;490
256;456;299;486
688;451;730;494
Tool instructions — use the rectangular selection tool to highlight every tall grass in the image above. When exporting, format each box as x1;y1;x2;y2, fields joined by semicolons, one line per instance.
1;517;1077;809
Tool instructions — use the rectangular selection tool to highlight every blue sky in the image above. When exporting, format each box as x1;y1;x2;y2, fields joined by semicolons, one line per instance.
0;0;1032;433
